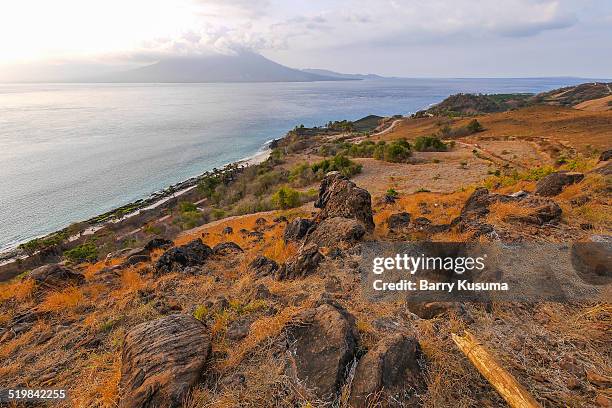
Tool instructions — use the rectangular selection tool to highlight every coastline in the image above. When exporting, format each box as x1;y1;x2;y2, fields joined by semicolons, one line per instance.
0;141;273;266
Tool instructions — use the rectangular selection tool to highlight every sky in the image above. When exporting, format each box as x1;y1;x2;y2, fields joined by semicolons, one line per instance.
0;0;611;78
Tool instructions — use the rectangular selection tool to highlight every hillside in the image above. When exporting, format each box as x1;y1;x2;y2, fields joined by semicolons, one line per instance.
86;52;345;83
422;82;612;116
0;83;610;407
301;68;385;80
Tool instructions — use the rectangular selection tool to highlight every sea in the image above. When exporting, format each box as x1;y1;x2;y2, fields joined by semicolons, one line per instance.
0;77;601;251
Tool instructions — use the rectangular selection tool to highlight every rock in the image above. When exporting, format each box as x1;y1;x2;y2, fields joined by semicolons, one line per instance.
212;242;243;256
349;334;425;407
274;216;288;223
407;302;472;321
222;226;233;235
118;314;211;408
283;218;315;243
509;197;563;225
314;172;375;231
144;238;174;251
510;190;529;198
123;255;151;267
571;235;611;285
248;283;272;301
123;247;149;259
461;187;493;217
599;149;612;162
276;244;324;280
324;276;342;293
255;217;267;226
387;212;411;231
535;172;584;196
306;217;365;247
248;256;279;278
27;264;85;289
570;195;590;207
155;239;212;274
247;231;264;241
227;319;251;341
285;303;357;402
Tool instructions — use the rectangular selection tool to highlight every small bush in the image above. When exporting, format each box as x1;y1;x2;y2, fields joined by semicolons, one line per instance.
271;186;301;210
64;243;98;263
179;201;197;213
466;119;483;133
193;305;208;321
311;155;362;178
386;188;399;198
414;136;448;152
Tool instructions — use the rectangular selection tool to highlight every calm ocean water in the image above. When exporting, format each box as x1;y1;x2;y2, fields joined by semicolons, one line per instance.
0;78;598;250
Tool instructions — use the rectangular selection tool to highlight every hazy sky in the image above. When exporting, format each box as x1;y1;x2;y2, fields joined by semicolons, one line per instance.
1;0;610;77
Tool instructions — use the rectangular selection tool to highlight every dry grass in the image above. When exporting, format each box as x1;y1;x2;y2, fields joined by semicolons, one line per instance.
0;278;36;302
486;201;533;225
40;286;84;312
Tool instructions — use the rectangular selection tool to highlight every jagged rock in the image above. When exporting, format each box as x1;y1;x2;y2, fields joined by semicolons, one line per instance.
247;231;264;241
255;217;267;226
249;256;279;278
203;296;229;313
285;303;357;402
283;218;315;242
105;247;137;263
306;217;365;247
248;283;272;301
570;195;590;207
119;314;211;408
222;226;233;235
314;172;375;231
461;187;493;217
144;238;174;251
274;216;288;223
599;149;612;162
212;242;243;256
123;255;151;267
349;334;425;407
155;239;212;274
123;247;149;259
387;212;411;231
27;264;85;289
276;244;324;280
535;171;584;196
507;197;563;225
227;319;251;341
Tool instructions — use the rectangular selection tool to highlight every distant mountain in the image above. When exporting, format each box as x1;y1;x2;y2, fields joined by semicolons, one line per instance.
301;68;385;80
84;52;349;83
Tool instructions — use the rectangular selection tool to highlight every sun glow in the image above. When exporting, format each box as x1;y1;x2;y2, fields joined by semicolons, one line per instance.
0;0;199;63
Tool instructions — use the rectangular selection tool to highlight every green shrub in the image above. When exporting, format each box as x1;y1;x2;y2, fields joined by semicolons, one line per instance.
386;188;399;198
64;242;98;263
179;201;197;213
414;136;447;152
466;119;483;133
289;163;317;186
272;186;301;209
193;305;208;321
311;155;362;178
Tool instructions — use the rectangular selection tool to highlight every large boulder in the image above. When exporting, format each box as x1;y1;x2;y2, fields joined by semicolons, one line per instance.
27;264;85;289
285;303;358;402
535;172;584;196
349;334;425;407
283;218;315;243
315;172;374;231
119;314;211;408
599;149;612;162
212;242;243;256
155;239;212;274
387;212;411;231
249;256;279;278
306;217;365;247
144;238;174;251
461;187;494;217
276;244;324;280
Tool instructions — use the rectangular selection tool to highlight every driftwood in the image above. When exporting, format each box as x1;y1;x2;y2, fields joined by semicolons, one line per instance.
452;330;542;408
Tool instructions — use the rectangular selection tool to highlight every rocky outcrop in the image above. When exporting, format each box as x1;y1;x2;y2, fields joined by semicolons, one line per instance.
276;244;323;280
599;149;612;162
306;217;365;247
249;256;279;278
119;314;211;408
349;334;425;407
535;172;584;196
285;303;357;402
283;218;315;243
212;242;243;256
144;238;174;251
27;264;85;289
387;212;411;231
507;196;563;225
314;172;374;231
155;239;212;274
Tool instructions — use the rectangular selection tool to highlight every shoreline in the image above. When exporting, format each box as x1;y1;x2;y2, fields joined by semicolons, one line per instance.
0;141;273;265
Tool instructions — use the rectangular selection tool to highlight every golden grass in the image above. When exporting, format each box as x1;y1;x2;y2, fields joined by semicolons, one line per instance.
0;278;37;302
486;201;533;225
40;286;84;312
120;268;145;293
